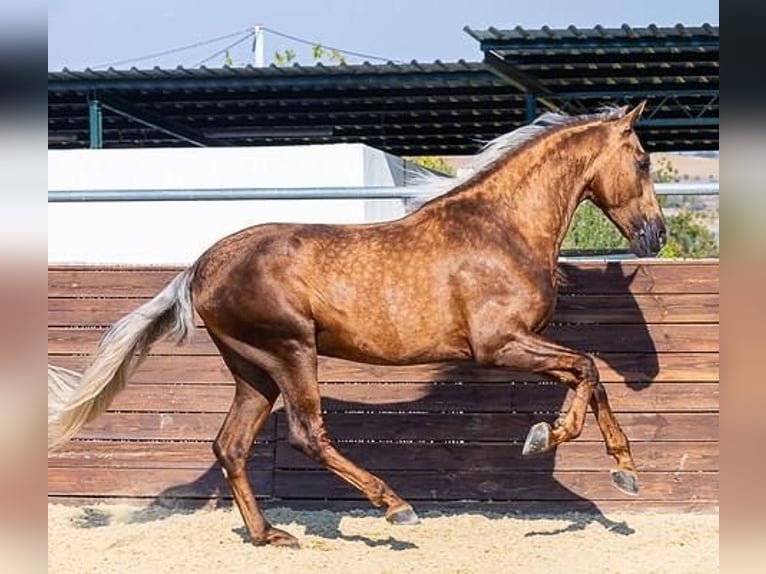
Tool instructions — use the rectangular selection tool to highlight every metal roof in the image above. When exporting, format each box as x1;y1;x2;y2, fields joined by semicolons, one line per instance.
49;61;522;155
48;24;718;154
465;23;718;151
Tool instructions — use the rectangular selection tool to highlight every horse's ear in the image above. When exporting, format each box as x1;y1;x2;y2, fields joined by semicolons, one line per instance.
623;101;646;128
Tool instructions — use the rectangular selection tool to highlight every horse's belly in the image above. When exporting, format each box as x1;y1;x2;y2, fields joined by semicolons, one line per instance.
315;322;470;365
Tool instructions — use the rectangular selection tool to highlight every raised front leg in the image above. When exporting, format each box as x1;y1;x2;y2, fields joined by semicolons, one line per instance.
476;329;639;494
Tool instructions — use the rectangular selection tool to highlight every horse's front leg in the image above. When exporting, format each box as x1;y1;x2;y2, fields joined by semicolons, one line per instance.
476;329;639;495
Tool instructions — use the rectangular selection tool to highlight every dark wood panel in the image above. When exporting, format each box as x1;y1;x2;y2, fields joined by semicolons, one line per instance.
543;324;718;353
320;352;720;383
47;293;719;327
47;440;717;473
51;352;721;383
107;384;235;412
71;412;717;443
47;466;272;498
47;261;720;297
48;268;181;297
48;440;273;469
47;323;719;355
312;382;719;414
46;262;720;508
275;412;718;442
276;441;719;472
104;381;719;414
272;469;718;501
74;413;274;442
557;262;719;294
48;298;205;327
553;294;718;324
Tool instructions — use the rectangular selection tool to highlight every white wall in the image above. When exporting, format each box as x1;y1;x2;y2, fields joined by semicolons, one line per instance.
48;144;409;264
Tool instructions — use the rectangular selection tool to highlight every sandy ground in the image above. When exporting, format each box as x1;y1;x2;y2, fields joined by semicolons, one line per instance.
48;503;718;574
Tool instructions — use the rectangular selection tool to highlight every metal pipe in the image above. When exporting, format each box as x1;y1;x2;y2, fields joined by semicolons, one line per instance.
47;182;718;203
88;100;103;149
654;182;718;195
524;92;537;122
47;186;438;203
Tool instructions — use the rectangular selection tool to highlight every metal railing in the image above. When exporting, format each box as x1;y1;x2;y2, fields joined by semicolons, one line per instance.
47;181;718;203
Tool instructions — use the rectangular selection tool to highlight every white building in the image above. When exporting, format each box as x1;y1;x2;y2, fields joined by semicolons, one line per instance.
48;144;422;264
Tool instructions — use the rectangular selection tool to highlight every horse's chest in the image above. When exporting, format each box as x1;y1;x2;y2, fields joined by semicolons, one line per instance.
463;266;558;334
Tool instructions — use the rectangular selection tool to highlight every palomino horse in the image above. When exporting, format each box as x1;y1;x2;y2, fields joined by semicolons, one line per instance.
48;102;665;548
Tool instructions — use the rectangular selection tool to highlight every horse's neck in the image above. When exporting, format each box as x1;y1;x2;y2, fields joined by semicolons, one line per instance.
481;127;601;268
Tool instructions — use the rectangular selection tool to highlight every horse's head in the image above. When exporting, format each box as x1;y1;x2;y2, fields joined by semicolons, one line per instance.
586;102;666;257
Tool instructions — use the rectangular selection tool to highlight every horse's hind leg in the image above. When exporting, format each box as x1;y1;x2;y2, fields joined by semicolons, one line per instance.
481;329;638;493
212;338;300;547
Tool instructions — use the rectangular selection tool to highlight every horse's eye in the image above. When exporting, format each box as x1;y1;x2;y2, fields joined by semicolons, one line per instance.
636;156;651;172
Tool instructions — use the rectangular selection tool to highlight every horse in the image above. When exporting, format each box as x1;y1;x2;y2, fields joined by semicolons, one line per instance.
48;102;665;548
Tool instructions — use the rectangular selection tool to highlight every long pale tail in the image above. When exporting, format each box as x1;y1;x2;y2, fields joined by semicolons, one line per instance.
48;267;196;451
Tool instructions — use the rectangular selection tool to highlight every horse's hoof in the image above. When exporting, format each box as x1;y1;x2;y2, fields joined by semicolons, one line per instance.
386;505;420;525
611;469;639;496
522;422;553;456
260;527;301;549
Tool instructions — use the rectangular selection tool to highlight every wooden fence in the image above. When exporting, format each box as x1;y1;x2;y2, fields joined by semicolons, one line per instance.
48;260;719;512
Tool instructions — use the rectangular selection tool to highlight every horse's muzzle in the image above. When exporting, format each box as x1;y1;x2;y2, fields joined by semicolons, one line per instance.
630;217;666;257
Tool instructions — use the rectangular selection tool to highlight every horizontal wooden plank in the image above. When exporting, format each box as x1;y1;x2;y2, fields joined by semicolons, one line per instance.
47;261;720;297
47;323;719;355
107;384;235;412
51;352;720;383
276;441;719;472
48;293;719;327
48;440;273;470
314;353;721;383
103;382;719;414
47;439;717;474
553;294;718;324
557;261;718;295
277;412;718;442
544;324;718;353
47;466;272;498
272;469;718;501
48;268;181;298
312;382;719;414
47;298;204;328
73;413;275;442
70;412;717;443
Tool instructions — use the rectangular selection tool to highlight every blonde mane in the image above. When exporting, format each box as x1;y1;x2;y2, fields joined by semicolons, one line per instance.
412;107;626;197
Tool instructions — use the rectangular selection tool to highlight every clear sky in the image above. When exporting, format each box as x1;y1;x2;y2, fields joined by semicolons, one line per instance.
48;0;718;71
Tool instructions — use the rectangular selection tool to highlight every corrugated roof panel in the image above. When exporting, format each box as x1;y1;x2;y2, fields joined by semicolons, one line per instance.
48;27;718;154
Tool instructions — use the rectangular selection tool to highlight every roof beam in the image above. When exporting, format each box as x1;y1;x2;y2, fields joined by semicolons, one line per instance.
97;93;222;147
482;51;588;115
